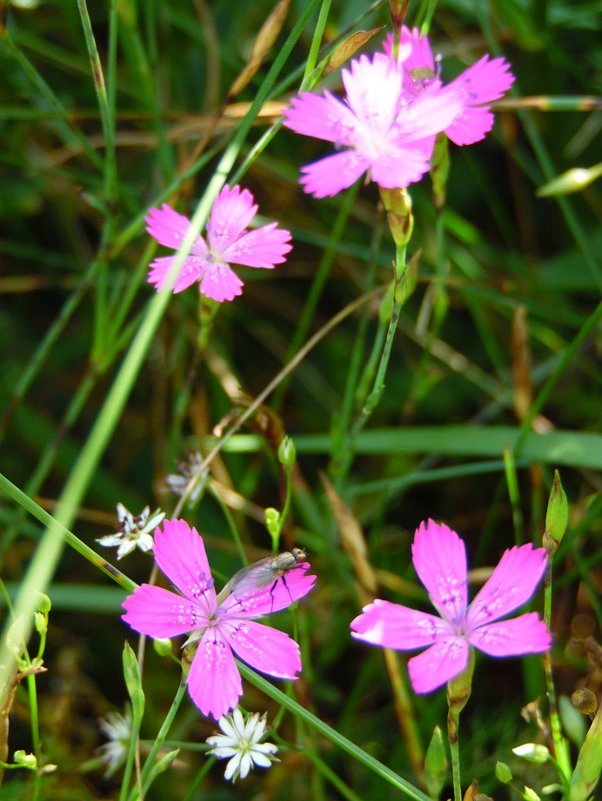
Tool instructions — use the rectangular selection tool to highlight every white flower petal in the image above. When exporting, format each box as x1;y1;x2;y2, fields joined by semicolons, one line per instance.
224;754;241;781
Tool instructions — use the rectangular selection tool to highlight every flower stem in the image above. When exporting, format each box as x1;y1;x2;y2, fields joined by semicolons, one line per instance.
126;679;187;801
543;558;571;781
331;240;408;485
445;655;475;801
447;708;462;801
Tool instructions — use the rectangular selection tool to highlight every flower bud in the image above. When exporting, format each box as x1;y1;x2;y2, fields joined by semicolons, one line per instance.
153;637;174;658
424;725;447;799
495;761;512;783
446;650;474;718
536;164;602;197
560;693;587;745
544;469;568;550
122;642;145;724
569;704;602;801
34;612;47;638
265;507;281;538
379;187;414;246
35;593;52;615
512;743;550;764
14;750;37;770
278;436;296;467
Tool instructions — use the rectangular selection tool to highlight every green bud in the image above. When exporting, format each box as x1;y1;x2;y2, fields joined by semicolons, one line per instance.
495;761;513;783
379;187;414;246
446;650;474;717
424;725;447;799
278;436;296;466
122;641;145;724
544;470;568;549
523;787;541;801
34;593;52;615
569;704;602;801
265;507;280;537
560;693;587;746
152;637;174;658
181;641;196;676
536;163;602;197
512;743;550;764
14;750;37;769
34;612;47;637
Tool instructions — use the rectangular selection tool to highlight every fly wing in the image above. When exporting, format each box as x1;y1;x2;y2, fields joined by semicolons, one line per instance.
223;556;277;598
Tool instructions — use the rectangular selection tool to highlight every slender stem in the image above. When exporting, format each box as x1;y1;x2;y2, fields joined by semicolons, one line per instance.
127;679;188;801
26;672;42;801
542;559;571;781
332;241;408;484
447;708;462;801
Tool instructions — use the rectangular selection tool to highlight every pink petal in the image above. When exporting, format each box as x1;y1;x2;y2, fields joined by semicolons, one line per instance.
206;185;257;254
411;520;468;626
342;54;404;132
186;629;243;719
350;598;452;649
445;107;494;145
407;636;470;693
469;612;552;657
199;263;243;302
400;26;435;74
221;619;301;678
122;584;205;638
299;151;371;198
466;543;547;629
153;519;217;607
147;255;204;293
370;146;432;188
448;55;515;106
282;91;360;146
221;565;316;616
223;223;292;268
400;87;464;141
145;204;193;249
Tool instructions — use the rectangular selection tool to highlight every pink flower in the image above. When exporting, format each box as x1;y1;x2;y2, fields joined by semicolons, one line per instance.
122;519;315;719
350;520;551;694
282;52;463;197
145;185;292;302
384;28;515;145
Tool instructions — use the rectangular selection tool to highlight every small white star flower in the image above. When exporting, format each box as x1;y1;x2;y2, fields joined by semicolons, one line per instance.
96;503;165;559
206;709;279;782
96;709;131;777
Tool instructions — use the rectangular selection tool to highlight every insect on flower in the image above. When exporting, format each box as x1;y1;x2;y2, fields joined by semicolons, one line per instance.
222;548;308;609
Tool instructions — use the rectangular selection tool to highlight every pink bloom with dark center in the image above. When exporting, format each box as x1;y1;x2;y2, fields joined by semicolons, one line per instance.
282;52;463;197
122;519;315;719
384;28;515;145
351;520;551;694
145;185;292;302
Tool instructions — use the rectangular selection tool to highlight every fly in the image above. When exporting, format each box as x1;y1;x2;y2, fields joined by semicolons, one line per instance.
221;547;308;608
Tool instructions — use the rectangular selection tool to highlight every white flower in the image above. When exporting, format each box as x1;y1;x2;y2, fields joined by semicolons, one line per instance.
165;450;206;503
96;709;131;777
206;709;279;782
96;503;164;559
